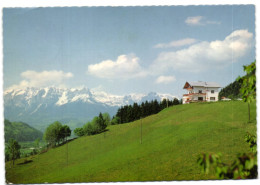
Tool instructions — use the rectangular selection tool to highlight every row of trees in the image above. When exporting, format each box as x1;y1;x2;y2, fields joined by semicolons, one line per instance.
112;98;180;125
74;112;110;137
74;98;180;138
44;121;71;147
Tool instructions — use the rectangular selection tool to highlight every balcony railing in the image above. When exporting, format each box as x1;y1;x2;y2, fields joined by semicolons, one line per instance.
183;93;206;96
186;100;206;103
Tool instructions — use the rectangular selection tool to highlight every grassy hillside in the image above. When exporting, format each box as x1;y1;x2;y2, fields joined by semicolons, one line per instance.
5;101;256;183
4;120;43;142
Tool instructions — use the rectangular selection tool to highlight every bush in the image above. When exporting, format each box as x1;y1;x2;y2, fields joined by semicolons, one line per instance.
74;128;85;137
111;116;120;125
75;112;109;138
83;123;95;135
197;132;257;179
30;148;38;155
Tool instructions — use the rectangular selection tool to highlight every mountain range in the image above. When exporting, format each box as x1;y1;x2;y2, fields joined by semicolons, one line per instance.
4;87;177;131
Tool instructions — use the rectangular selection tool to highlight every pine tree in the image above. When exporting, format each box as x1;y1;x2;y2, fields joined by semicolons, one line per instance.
173;98;179;105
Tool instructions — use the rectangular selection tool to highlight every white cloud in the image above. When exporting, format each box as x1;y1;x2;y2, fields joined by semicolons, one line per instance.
87;54;147;80
154;38;197;48
185;16;221;26
151;30;253;73
185;16;204;25
155;76;176;84
8;70;73;89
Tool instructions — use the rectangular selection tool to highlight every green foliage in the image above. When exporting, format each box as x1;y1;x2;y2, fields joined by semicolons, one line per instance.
97;113;107;131
44;121;62;147
4;119;43;142
219;80;242;100
172;98;180;105
237;60;256;122
219;61;256;102
74;128;85;137
197;152;257;179
7;139;21;166
33;138;40;154
59;125;72;142
75;112;109;137
116;99;179;124
44;122;71;147
5;148;10;162
197;132;257;179
83;122;95;135
102;112;111;125
34;138;40;148
111;116;120;125
245;132;257;153
31;148;38;155
17;140;46;158
237;60;256;103
197;153;222;175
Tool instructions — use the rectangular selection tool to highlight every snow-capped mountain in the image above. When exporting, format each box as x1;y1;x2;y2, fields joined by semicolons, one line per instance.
4;87;177;131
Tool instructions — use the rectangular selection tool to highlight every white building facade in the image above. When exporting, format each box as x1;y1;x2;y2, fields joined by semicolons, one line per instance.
182;81;221;104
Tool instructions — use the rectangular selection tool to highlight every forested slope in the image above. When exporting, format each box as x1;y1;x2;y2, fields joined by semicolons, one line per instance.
4;119;43;142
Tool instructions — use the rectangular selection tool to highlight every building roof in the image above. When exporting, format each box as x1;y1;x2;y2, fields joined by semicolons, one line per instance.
184;81;221;88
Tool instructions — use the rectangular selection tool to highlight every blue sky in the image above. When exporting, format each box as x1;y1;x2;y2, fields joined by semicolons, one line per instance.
3;5;255;97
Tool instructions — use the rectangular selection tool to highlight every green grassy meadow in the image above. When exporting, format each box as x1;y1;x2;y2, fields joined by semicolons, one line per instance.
5;101;256;183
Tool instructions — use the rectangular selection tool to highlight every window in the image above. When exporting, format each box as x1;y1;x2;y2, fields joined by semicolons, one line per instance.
211;90;214;93
198;90;202;93
210;97;215;101
198;97;203;101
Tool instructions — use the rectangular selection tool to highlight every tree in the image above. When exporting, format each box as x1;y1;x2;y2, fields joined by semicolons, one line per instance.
7;138;21;167
96;112;107;131
132;103;140;120
83;123;95;136
143;101;150;117
34;138;40;155
160;99;168;110
111;116;120;125
102;112;111;126
5;149;10;162
34;138;40;149
218;80;242;100
151;99;160;114
60;125;71;143
116;107;123;124
44;121;62;147
172;98;180;105
126;105;134;122
237;60;256;122
60;125;71;166
74;127;85;137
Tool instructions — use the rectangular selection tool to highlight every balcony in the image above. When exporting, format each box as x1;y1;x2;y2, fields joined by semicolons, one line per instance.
183;93;206;96
186;100;206;103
